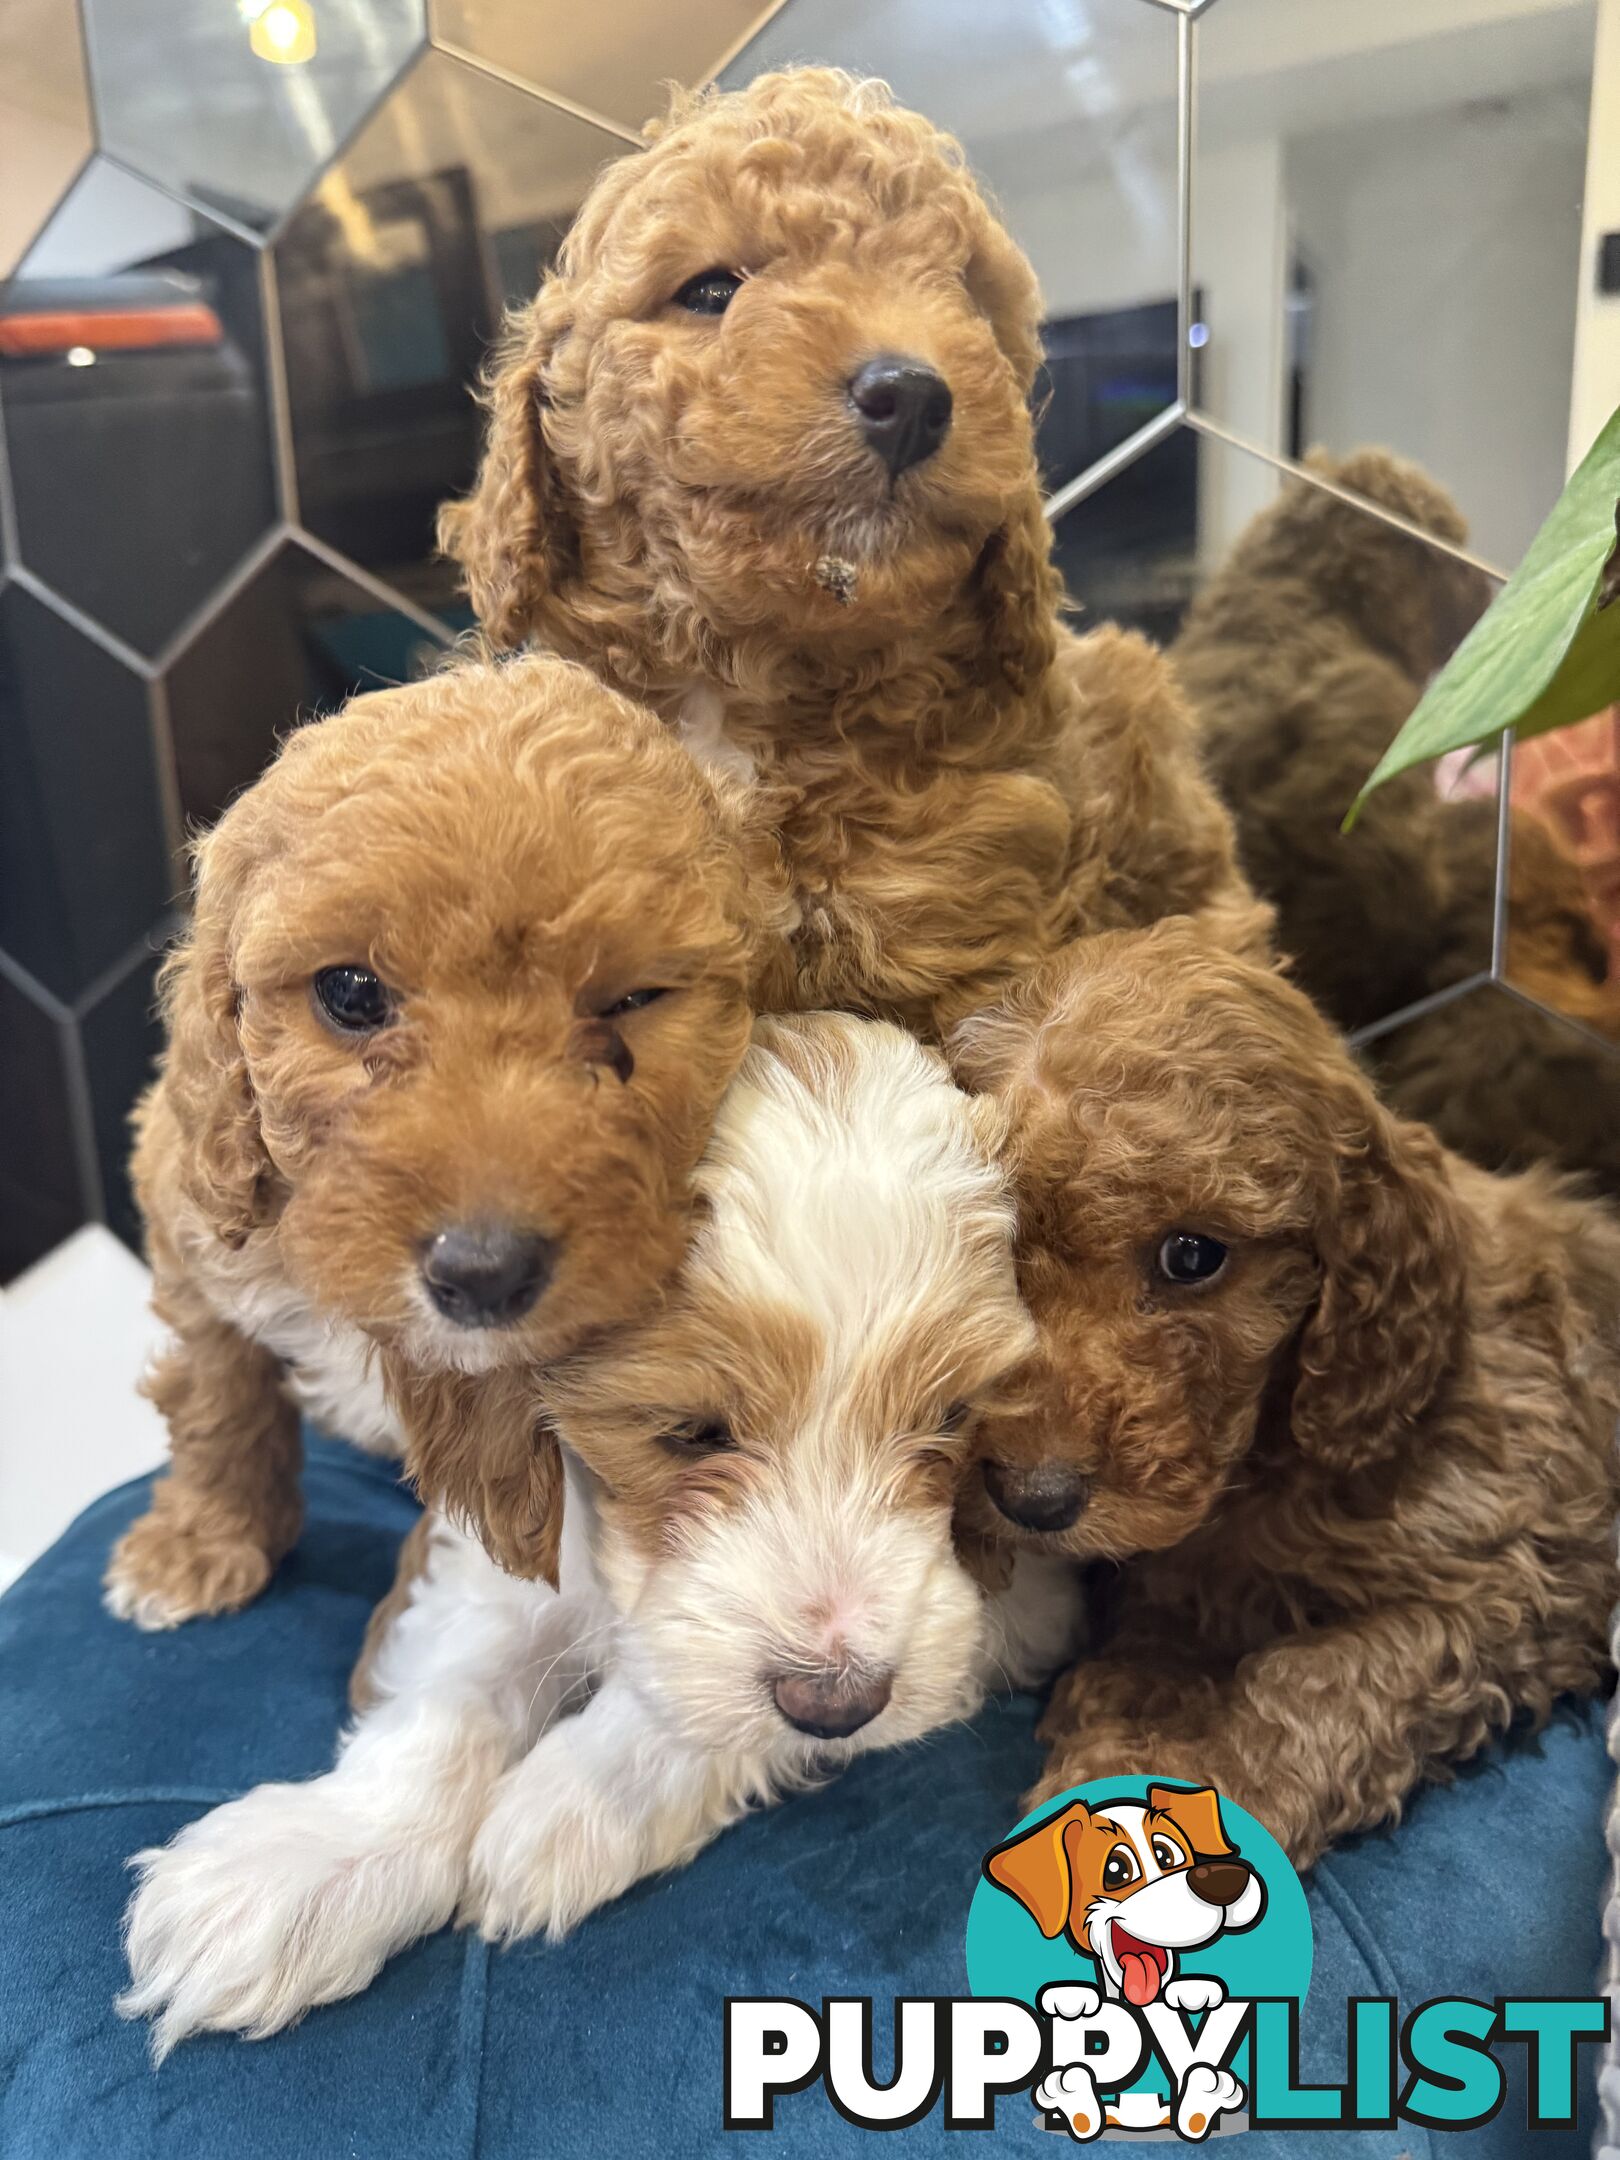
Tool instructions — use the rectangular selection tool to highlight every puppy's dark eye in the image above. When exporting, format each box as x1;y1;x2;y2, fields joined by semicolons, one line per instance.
1102;1844;1139;1891
1151;1837;1183;1872
1155;1231;1229;1286
939;1400;972;1435
312;964;394;1035
673;268;743;315
656;1417;735;1458
600;986;670;1019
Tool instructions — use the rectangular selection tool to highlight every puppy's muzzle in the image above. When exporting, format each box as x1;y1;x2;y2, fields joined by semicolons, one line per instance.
419;1221;557;1329
983;1459;1092;1534
847;353;953;477
773;1664;894;1740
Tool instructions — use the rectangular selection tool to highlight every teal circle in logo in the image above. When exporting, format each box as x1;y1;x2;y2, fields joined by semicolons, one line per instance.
966;1775;1312;2011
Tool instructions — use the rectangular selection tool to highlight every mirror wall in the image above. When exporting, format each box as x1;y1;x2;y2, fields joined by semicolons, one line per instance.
0;0;1613;1275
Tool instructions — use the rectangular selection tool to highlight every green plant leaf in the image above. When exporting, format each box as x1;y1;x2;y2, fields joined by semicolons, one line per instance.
1349;402;1620;823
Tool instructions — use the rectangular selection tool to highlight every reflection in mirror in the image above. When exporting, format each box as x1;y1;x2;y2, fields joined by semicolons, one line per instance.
1192;0;1596;569
0;0;93;277
1506;715;1620;1042
79;0;425;233
0;582;171;1003
1056;427;1508;1038
1365;976;1620;1198
274;50;626;612
161;539;448;828
431;0;770;130
723;0;1180;444
0;158;278;656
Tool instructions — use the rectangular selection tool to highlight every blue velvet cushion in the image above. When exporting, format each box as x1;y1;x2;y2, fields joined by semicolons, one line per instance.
0;1440;1607;2159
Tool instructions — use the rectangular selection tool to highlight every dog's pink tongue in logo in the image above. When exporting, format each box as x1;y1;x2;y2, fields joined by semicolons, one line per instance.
1113;1927;1168;2006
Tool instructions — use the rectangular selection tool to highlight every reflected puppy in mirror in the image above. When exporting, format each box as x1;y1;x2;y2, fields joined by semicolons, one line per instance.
117;1014;1081;2051
106;650;787;1629
952;921;1620;1866
441;66;1267;1036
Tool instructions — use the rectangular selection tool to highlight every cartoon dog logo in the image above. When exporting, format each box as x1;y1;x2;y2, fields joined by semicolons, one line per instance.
984;1783;1265;2140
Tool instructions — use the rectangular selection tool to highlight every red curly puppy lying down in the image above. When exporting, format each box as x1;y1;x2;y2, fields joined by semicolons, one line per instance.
951;921;1620;1867
441;67;1268;1037
105;651;788;1628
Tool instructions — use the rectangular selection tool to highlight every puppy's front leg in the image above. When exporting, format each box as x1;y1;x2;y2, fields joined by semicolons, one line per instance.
105;1280;301;1629
466;1674;750;1941
119;1516;593;2054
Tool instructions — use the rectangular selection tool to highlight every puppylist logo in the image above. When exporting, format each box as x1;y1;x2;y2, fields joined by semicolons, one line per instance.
724;1777;1608;2141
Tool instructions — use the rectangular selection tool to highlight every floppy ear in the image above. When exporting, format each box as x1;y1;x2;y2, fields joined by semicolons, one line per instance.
390;1362;565;1587
971;490;1060;699
158;819;274;1249
1292;1099;1467;1476
1149;1783;1235;1861
436;284;579;650
984;1802;1090;1938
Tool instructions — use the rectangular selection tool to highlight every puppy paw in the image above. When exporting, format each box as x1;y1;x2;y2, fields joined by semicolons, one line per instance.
464;1750;646;1944
1034;2063;1104;2143
104;1516;273;1630
1164;1975;1227;2015
1175;2063;1244;2141
1039;1982;1102;2022
118;1780;464;2055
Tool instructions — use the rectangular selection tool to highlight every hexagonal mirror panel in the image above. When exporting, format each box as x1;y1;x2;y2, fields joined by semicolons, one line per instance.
0;582;173;1004
0;158;278;657
1504;715;1620;1046
0;0;92;279
431;0;768;131
1052;424;1523;1043
274;48;627;612
723;0;1182;488
1191;0;1597;571
161;538;448;831
0;966;83;1281
79;0;426;235
1363;976;1620;1200
80;936;167;1256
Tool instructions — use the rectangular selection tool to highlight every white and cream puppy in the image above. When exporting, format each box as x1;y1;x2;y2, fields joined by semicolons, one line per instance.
119;1013;1083;2055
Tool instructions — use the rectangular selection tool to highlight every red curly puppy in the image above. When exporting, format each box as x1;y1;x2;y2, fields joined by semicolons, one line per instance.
105;652;786;1627
440;68;1267;1035
952;922;1620;1865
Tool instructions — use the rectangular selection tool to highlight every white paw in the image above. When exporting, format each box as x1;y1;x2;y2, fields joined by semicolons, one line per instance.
1164;1975;1227;2015
1035;2063;1104;2142
118;1779;465;2056
1039;1981;1101;2022
1175;2063;1244;2140
464;1748;647;1944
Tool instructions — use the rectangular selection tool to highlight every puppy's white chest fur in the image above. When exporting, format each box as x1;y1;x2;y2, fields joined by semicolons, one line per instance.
207;1245;399;1455
673;683;758;784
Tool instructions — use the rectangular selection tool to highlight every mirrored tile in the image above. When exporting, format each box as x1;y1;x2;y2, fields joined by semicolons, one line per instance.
431;0;770;129
79;931;169;1257
0;159;280;657
1503;714;1620;1045
1192;0;1596;571
0;0;92;279
161;538;448;829
274;49;626;610
723;0;1182;481
0;584;173;1003
80;0;425;234
0;967;83;1281
1055;424;1503;1035
1362;976;1620;1198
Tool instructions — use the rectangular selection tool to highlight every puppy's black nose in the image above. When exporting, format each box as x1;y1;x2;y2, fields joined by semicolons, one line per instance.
983;1460;1092;1534
1188;1861;1252;1908
420;1223;556;1328
773;1665;894;1740
848;354;953;476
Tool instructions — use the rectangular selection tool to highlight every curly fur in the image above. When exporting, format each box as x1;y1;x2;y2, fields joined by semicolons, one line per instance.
106;651;787;1625
440;67;1268;1034
1176;446;1620;1186
951;921;1620;1866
